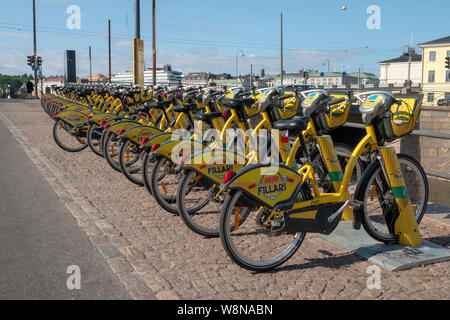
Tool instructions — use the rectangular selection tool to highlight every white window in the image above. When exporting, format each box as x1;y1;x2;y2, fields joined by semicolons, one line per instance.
429;51;436;61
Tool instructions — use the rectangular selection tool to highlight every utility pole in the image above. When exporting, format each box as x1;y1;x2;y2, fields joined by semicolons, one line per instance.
108;19;111;83
235;50;244;86
32;0;38;99
358;67;361;90
280;13;283;86
407;47;412;88
89;46;92;83
135;0;140;39
133;0;144;86
250;64;253;88
152;0;156;86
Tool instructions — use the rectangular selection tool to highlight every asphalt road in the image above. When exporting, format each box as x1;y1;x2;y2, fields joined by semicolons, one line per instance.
0;119;131;299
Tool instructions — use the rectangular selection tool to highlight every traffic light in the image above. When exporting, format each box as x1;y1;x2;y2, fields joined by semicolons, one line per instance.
27;55;34;66
302;70;309;80
445;56;450;69
37;56;42;66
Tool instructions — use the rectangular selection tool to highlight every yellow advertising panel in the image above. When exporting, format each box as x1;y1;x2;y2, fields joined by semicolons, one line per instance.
227;164;302;209
182;149;247;184
120;125;162;144
55;110;87;127
106;121;140;134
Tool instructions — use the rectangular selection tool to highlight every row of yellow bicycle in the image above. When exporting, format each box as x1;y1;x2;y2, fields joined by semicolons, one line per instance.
41;83;428;271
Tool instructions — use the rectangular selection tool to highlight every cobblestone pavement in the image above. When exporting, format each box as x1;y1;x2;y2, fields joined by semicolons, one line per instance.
1;100;449;300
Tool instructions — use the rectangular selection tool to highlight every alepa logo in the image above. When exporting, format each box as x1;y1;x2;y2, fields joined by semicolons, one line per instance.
67;113;82;123
206;155;234;179
136;130;153;142
256;172;288;200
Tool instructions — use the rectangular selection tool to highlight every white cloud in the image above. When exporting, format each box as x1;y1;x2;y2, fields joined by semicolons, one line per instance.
0;31;31;39
0;43;357;78
150;47;357;75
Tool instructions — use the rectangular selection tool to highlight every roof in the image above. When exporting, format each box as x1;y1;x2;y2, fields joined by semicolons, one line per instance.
418;36;450;47
379;49;422;64
44;77;64;82
347;72;379;80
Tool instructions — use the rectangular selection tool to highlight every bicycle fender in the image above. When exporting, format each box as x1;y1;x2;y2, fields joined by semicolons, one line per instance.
54;110;88;127
152;139;206;164
179;149;246;185
221;163;303;210
120;125;162;145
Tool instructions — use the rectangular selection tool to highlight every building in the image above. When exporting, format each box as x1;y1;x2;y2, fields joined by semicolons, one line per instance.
81;73;109;83
181;72;212;87
112;64;182;87
347;72;380;86
418;36;450;106
307;71;359;87
181;72;232;87
41;76;64;95
379;48;422;87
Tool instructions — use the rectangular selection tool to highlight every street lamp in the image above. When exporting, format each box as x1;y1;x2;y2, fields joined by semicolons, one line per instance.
235;49;245;86
403;45;412;88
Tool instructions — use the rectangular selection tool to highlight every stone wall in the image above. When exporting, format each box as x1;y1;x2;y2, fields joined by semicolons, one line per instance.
418;106;450;174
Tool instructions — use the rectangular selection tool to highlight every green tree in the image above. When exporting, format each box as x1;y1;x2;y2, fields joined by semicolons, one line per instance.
0;74;30;98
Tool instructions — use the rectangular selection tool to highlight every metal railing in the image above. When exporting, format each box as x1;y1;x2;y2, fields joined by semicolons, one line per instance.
343;122;450;180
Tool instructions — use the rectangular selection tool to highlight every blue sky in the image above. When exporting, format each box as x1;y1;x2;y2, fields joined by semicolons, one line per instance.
0;0;449;77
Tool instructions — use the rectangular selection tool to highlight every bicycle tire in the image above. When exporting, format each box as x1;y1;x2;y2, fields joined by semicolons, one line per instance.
354;154;428;243
53;119;88;152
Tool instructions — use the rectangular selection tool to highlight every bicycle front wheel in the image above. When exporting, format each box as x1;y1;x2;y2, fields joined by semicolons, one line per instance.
119;139;144;186
149;157;180;214
53;119;88;152
219;190;305;271
355;154;428;243
87;122;104;157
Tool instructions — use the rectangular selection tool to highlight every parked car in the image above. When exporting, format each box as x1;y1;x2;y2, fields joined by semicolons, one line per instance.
437;98;450;106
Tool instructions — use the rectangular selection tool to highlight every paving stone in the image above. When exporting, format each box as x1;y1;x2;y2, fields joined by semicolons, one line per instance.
97;245;121;259
107;257;133;274
155;290;180;300
3;101;449;300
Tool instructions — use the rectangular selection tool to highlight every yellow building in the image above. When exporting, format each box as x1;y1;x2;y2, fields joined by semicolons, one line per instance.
418;36;450;106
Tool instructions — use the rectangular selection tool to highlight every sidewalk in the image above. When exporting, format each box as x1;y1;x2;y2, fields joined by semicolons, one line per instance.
0;100;448;300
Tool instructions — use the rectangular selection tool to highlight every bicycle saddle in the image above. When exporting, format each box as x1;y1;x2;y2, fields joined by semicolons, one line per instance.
193;112;223;122
173;103;197;113
221;98;255;109
149;100;172;110
272;116;309;133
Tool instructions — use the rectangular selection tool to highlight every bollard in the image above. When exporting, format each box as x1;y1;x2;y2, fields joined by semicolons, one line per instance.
379;146;422;246
317;135;353;220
